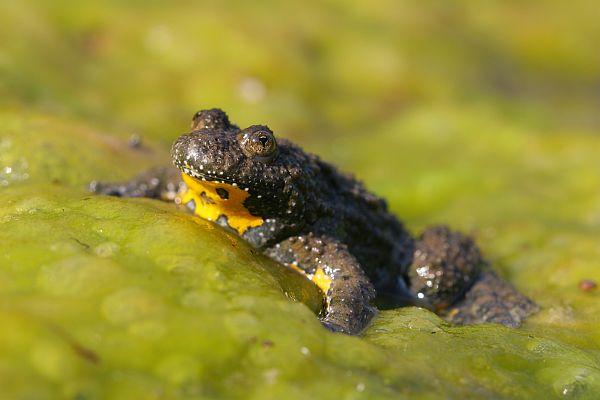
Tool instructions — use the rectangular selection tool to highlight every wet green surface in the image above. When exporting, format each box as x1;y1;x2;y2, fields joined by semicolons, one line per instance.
1;1;600;399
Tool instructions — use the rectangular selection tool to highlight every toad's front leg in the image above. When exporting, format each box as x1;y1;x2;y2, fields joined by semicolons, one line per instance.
266;234;377;335
90;166;184;202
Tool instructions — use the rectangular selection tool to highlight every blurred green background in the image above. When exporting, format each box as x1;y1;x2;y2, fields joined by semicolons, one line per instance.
1;1;600;399
2;0;599;142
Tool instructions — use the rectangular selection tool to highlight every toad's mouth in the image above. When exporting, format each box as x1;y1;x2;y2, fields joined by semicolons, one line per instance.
178;164;243;187
178;172;263;234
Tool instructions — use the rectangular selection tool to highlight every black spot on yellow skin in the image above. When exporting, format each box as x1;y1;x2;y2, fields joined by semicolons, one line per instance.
200;191;215;204
179;173;263;234
216;188;229;200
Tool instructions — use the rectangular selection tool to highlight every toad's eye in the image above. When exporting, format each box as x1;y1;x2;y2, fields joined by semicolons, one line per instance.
239;125;278;159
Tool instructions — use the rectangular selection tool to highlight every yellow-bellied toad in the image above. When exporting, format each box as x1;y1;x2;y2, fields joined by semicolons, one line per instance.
91;109;537;334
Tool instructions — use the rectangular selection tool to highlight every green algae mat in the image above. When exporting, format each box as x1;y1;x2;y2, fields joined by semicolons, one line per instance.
2;109;600;399
2;1;600;399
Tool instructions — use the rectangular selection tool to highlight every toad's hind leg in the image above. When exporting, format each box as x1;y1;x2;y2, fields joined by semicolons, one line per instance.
90;166;184;202
266;234;377;335
407;226;538;327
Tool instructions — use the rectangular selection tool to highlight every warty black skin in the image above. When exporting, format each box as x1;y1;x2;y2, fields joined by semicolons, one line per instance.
91;108;538;334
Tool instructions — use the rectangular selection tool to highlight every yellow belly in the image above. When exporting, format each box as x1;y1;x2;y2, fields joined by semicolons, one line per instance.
179;173;264;234
181;173;333;298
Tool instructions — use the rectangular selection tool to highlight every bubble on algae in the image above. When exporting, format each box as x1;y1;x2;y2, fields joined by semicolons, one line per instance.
49;239;86;255
155;254;214;275
93;242;119;258
101;287;164;325
30;339;74;381
155;353;202;385
145;25;173;54
37;255;123;297
222;311;260;340
259;368;280;386
128;319;167;340
180;290;222;310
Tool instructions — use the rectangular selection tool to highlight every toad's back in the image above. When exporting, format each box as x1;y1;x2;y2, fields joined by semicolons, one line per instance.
301;157;415;292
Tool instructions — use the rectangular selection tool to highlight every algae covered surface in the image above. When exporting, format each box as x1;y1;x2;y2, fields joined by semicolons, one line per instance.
1;1;600;399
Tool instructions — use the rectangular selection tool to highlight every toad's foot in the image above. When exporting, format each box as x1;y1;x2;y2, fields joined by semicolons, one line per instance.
443;270;539;327
266;234;377;335
408;225;537;327
90;166;183;202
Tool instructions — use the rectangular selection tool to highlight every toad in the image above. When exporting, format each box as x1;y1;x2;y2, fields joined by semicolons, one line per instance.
91;109;537;334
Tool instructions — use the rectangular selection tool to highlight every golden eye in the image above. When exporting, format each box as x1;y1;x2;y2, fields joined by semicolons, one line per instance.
239;127;278;159
251;132;276;156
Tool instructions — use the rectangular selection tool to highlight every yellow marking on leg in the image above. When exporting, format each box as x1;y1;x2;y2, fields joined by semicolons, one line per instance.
311;268;332;295
179;173;263;234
